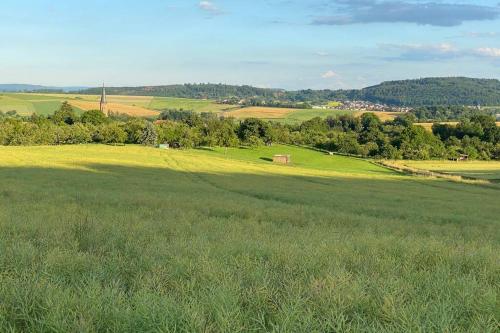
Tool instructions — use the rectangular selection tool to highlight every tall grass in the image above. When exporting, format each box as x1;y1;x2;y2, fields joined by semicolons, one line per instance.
0;145;498;332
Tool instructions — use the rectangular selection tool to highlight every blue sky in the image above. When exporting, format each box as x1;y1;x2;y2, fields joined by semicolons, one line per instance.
0;0;499;90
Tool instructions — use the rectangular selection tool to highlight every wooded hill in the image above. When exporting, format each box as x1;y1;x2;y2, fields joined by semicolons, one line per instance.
80;84;285;100
352;77;500;107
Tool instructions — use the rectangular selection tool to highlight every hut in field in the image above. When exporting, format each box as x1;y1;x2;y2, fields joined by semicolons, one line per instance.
273;154;291;165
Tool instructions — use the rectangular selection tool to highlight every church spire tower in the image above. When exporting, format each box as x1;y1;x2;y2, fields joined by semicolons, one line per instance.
99;83;107;116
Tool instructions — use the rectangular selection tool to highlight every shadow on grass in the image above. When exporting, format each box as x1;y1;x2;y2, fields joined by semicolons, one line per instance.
194;147;215;152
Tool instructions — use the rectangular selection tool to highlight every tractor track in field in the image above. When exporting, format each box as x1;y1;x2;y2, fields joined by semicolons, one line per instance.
162;152;306;206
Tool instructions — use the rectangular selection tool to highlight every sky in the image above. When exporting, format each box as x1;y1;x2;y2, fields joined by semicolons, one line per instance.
0;0;499;90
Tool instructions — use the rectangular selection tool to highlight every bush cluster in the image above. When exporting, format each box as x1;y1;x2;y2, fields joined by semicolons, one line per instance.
1;103;499;160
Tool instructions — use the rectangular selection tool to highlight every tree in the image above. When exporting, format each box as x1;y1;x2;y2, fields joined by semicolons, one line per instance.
81;110;107;125
139;122;158;146
124;119;146;143
238;118;275;146
95;123;127;144
52;102;77;125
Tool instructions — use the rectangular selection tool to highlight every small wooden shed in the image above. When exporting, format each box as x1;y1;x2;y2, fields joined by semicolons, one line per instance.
273;154;291;164
451;154;469;162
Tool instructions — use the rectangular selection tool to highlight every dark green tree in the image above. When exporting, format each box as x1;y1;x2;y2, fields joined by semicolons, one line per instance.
52;102;77;125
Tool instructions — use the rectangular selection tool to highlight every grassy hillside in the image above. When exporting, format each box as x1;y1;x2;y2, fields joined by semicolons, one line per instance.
0;145;498;332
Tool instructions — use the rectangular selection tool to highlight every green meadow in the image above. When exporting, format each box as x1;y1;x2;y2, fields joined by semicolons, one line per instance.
0;145;498;332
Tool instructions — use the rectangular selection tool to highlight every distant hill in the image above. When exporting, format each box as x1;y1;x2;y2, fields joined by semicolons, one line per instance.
354;77;500;107
77;78;500;107
0;84;87;93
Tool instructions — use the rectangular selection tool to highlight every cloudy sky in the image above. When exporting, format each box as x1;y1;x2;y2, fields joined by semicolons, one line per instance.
1;0;499;89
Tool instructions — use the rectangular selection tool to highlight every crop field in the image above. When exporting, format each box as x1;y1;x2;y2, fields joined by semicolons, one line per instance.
397;160;500;182
0;93;238;117
224;106;300;119
148;97;238;113
0;145;498;332
224;107;355;123
223;107;404;124
69;100;159;117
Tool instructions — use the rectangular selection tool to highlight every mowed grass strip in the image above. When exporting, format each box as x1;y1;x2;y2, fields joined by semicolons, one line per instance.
398;160;500;181
0;145;498;332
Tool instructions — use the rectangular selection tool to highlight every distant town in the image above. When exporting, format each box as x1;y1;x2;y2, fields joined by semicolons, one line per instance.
313;100;413;113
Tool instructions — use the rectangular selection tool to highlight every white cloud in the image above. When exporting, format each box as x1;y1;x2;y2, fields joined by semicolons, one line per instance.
315;51;330;57
198;1;221;15
321;70;338;79
463;32;499;38
379;43;460;60
475;47;500;58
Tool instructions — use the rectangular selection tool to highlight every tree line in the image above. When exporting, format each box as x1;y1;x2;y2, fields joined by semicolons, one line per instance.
411;105;499;121
1;102;499;160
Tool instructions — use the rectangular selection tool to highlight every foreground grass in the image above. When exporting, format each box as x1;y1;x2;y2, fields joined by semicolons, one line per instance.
0;145;499;332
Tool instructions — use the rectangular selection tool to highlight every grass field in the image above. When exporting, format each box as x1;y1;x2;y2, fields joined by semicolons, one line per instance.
396;160;500;182
0;94;86;115
0;145;498;332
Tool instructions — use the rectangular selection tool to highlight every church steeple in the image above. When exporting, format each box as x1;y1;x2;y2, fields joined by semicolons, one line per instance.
100;84;107;116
